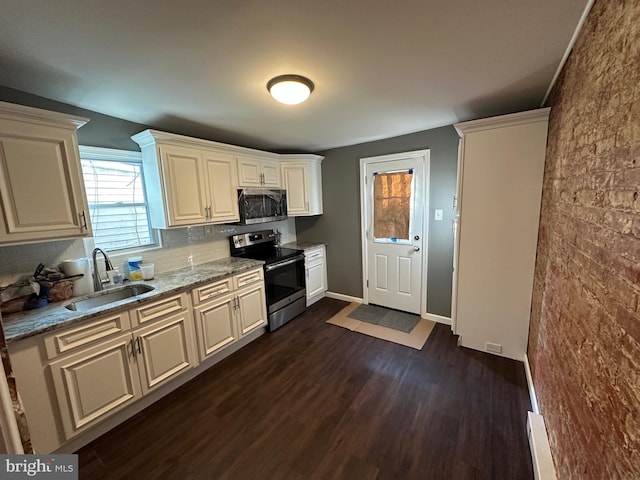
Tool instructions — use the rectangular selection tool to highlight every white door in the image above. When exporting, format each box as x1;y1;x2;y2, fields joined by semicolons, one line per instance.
362;153;427;314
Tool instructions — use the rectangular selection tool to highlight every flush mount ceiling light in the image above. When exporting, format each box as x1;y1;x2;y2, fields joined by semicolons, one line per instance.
267;74;314;105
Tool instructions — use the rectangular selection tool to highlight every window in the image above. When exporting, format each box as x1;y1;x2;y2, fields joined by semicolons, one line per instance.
373;170;413;241
79;146;154;251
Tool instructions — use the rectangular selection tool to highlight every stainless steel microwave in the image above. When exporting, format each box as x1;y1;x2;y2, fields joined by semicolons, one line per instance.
237;188;288;225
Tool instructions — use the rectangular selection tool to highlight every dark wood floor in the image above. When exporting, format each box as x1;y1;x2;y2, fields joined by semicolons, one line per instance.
77;298;533;479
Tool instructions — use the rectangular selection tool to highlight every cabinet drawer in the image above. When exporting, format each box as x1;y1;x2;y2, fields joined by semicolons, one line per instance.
305;246;325;264
192;278;233;306
234;268;264;289
130;293;188;327
44;312;131;360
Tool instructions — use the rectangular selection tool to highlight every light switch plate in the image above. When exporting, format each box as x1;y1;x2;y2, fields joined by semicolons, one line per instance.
435;209;443;221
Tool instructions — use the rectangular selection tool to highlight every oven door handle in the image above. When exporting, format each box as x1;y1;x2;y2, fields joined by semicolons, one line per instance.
265;255;305;271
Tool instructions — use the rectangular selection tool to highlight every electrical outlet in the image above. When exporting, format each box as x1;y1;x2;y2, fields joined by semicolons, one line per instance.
434;209;443;221
485;342;503;354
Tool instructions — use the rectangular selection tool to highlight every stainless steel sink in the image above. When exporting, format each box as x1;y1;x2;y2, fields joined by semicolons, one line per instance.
65;284;155;311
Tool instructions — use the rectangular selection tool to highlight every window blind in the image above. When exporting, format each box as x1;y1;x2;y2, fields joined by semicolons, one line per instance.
81;155;153;251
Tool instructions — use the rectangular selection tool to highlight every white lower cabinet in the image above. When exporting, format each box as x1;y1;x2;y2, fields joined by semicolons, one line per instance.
49;332;142;438
305;245;328;306
134;311;195;394
236;283;267;336
193;293;238;361
9;272;267;452
193;268;266;361
48;293;196;439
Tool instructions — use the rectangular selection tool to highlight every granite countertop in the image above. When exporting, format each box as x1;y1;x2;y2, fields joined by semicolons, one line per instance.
2;257;264;343
282;241;325;251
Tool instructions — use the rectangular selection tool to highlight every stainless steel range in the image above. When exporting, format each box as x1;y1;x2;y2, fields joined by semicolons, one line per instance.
229;230;306;331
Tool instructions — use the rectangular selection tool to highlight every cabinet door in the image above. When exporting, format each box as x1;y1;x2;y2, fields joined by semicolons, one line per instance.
236;284;267;336
261;159;281;188
49;333;141;439
204;152;239;223
236;157;263;187
306;261;327;299
193;294;238;361
281;163;310;215
160;145;207;226
0;121;90;244
134;311;196;394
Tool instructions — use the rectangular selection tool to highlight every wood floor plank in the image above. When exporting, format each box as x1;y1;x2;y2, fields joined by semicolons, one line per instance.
77;298;533;479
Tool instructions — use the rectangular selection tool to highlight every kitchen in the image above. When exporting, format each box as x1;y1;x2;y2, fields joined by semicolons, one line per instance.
1;1;638;479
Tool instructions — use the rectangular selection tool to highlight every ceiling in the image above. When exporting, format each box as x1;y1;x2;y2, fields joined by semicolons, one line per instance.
0;0;589;152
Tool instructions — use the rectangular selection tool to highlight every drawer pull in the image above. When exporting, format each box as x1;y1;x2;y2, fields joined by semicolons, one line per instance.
206;287;229;298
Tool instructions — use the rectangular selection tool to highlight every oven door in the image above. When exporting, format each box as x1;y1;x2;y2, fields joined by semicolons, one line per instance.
264;254;306;314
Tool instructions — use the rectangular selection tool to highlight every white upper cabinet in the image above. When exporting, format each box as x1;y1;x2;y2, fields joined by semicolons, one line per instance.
132;130;325;227
280;155;324;216
132;130;240;228
204;152;240;223
159;145;208;226
0;101;92;245
237;155;280;188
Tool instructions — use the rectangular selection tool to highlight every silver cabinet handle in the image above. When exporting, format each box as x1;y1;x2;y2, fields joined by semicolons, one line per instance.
413;246;420;252
79;211;88;231
265;255;305;271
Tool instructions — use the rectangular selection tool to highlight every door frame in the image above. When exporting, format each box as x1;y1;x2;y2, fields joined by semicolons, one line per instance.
360;149;431;317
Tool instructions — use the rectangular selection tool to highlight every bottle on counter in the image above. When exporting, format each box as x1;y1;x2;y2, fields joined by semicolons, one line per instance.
128;257;143;281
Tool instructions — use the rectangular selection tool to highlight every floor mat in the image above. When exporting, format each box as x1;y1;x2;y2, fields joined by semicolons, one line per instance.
347;303;421;333
327;302;435;350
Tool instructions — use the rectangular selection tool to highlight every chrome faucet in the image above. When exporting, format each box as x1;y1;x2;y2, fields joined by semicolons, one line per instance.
92;248;114;291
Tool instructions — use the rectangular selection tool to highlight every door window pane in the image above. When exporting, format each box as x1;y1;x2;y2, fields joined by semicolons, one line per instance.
373;171;413;240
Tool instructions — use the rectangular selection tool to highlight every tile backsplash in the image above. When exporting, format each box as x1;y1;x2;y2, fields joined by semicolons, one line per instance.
0;219;296;286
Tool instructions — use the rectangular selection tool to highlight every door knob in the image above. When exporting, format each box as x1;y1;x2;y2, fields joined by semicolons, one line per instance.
413;246;420;251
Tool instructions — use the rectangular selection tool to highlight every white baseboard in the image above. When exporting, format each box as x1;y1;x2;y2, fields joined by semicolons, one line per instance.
524;354;539;414
325;291;363;304
423;313;451;325
527;412;557;480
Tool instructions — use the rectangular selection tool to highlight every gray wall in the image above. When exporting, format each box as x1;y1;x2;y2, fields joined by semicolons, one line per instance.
1;86;459;316
0;87;151;151
296;126;459;317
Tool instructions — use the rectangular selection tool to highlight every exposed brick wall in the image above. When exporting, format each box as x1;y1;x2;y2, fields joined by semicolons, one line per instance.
528;1;640;478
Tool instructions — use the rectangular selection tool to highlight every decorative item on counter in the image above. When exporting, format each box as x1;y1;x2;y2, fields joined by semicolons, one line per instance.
140;263;155;280
33;264;83;303
107;267;124;286
113;267;124;285
128;256;143;280
61;258;92;296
